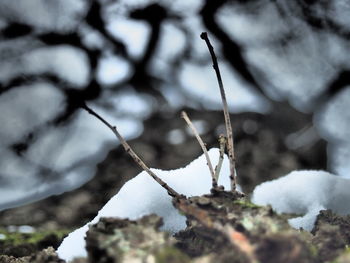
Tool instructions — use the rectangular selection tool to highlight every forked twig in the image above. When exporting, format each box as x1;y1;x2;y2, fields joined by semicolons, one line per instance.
200;32;237;192
181;111;217;188
214;134;226;182
81;103;183;199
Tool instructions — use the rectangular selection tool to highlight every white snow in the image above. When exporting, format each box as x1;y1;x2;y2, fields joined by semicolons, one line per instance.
252;170;350;231
57;148;233;261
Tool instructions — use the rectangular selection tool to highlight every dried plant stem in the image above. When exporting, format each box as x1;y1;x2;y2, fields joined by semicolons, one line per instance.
81;103;182;199
181;111;217;187
200;32;237;192
214;134;226;182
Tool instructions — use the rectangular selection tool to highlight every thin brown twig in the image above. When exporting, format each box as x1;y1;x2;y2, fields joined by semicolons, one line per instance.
214;134;226;182
181;111;217;187
200;32;237;192
81;103;183;199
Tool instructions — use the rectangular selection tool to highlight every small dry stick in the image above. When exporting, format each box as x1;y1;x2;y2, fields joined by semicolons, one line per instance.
81;103;183;199
181;111;217;187
214;134;226;182
200;32;237;192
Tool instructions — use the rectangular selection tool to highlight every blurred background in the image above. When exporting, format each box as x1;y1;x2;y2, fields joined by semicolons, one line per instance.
0;0;349;232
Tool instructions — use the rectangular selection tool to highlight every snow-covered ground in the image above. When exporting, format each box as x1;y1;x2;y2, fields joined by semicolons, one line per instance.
252;170;350;231
57;151;350;261
57;148;232;261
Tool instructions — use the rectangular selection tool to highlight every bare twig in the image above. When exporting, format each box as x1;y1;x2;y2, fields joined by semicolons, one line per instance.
200;32;237;192
214;134;226;182
81;103;183;199
181;111;217;187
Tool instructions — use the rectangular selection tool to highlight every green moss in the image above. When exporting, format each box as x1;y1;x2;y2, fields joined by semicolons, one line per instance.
331;246;350;263
233;199;261;209
344;245;350;253
0;228;70;246
155;246;190;263
308;244;319;258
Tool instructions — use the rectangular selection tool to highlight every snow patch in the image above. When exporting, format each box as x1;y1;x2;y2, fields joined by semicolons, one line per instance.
57;148;233;261
252;170;350;231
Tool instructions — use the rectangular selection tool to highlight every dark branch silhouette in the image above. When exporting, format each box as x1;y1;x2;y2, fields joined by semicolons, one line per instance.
201;0;266;96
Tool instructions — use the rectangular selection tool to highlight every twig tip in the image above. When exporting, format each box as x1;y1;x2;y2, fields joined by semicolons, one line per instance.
200;32;207;39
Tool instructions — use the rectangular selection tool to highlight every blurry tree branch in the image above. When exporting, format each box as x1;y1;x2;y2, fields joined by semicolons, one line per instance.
0;0;346;188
